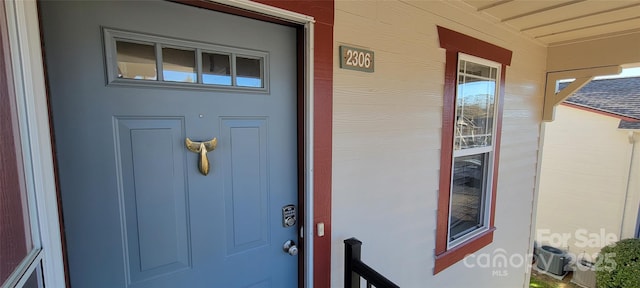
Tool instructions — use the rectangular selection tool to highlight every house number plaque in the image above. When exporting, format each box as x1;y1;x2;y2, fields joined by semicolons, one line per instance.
339;45;374;73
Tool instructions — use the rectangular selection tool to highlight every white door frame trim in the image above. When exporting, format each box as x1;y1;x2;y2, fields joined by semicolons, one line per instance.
6;0;315;287
4;0;65;287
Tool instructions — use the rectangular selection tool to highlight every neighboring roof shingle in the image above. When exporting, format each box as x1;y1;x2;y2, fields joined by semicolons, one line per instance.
619;120;640;129
558;76;640;129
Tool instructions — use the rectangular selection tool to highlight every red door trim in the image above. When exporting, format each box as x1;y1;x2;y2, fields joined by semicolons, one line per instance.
250;2;334;287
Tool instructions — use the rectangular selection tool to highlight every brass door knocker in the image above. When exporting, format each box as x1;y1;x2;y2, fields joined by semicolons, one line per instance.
185;137;217;176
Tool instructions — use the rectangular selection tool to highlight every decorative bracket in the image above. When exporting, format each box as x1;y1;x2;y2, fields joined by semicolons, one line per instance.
543;65;622;122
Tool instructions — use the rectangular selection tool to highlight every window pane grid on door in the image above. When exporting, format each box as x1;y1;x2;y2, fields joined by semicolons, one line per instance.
236;56;263;88
162;47;196;83
106;28;267;91
116;40;158;80
202;52;232;86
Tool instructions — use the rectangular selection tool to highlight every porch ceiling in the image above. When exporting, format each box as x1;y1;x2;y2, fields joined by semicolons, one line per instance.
462;0;640;46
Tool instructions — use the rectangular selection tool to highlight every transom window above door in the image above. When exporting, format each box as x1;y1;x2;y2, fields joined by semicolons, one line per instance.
103;28;268;91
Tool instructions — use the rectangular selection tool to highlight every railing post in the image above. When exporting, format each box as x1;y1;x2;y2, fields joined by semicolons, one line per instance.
344;238;362;288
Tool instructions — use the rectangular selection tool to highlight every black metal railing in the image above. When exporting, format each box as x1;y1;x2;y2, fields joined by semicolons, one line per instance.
344;238;400;288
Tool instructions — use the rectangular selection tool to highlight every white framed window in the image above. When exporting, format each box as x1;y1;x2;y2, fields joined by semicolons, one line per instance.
447;53;501;248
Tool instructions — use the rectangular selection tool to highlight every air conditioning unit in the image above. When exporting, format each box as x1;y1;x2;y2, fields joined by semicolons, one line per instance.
571;259;596;288
536;245;569;276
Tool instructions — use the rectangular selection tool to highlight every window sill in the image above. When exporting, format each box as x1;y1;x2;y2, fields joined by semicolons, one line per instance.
434;227;495;274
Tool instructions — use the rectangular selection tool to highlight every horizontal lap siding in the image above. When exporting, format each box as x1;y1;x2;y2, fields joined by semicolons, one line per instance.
622;135;640;239
332;0;545;286
536;107;631;256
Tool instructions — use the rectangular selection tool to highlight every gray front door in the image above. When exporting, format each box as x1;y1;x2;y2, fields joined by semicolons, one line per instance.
40;1;298;287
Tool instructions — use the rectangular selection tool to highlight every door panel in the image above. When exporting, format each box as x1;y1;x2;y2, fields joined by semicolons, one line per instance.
115;117;191;282
221;118;269;254
40;1;298;287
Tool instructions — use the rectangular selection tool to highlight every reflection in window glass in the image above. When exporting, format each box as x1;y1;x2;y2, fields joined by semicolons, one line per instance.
455;60;497;150
116;41;157;80
459;60;494;78
0;84;35;284
22;263;44;288
162;47;196;83
202;52;231;86
108;30;269;90
236;57;262;88
449;154;486;241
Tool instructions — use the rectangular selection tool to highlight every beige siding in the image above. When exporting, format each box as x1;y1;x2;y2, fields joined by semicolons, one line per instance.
547;31;640;72
332;1;546;286
536;106;636;258
621;133;640;239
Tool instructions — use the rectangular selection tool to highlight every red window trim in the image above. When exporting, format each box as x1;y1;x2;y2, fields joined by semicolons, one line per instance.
434;26;512;274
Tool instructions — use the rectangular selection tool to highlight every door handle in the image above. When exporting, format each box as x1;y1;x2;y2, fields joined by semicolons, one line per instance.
283;240;298;256
185;137;217;176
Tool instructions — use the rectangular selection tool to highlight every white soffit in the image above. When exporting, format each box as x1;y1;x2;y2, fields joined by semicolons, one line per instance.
462;0;640;46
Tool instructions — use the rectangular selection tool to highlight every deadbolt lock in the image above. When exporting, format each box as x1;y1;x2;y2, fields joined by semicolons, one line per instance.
282;205;296;228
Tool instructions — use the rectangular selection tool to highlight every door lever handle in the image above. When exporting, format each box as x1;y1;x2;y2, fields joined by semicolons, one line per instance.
185;137;217;176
